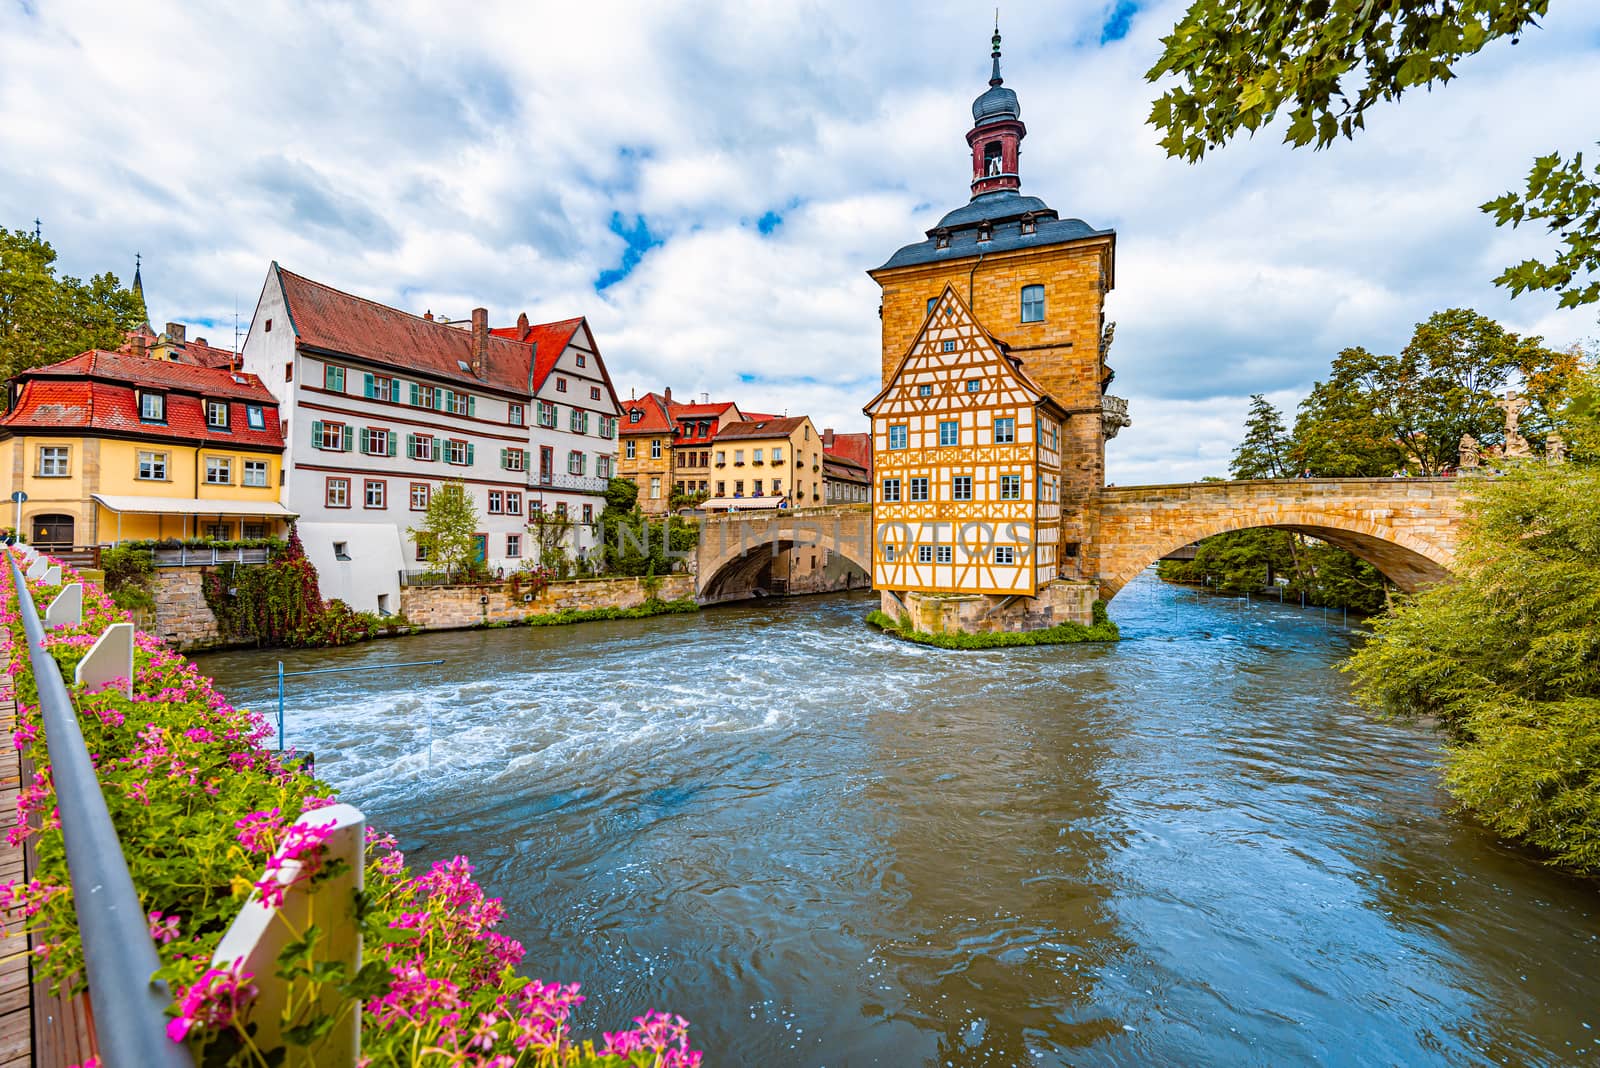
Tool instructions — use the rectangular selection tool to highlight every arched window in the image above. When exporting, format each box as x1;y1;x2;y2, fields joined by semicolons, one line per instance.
1021;284;1045;323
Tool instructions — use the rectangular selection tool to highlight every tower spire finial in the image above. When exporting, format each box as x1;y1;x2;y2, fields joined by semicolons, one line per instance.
990;11;1003;86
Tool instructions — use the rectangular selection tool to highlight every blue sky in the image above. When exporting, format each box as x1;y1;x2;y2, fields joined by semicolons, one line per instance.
1;0;1596;483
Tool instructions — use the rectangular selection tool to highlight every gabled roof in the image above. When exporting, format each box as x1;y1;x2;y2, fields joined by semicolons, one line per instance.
620;392;673;433
863;283;1059;416
273;264;532;396
715;417;809;441
667;401;737;419
1;352;283;449
490;316;582;392
163;338;241;370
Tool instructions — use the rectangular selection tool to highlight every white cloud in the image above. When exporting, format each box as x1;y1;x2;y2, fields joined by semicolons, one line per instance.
1;0;1596;481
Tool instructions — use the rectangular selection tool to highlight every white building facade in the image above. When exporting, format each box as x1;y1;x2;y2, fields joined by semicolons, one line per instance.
241;264;619;610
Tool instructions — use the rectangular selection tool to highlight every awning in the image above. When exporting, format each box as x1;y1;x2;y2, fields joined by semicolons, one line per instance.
91;494;298;518
699;496;788;511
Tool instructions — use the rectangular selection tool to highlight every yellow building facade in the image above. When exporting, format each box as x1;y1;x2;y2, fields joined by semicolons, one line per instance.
0;351;292;548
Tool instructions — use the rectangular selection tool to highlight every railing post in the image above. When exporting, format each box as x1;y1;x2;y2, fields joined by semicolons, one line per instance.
210;803;365;1063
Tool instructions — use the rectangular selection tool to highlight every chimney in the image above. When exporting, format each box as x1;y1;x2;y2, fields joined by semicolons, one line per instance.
701;392;710;405
165;322;186;343
194;337;207;347
470;307;488;378
132;335;148;358
663;386;673;404
822;427;835;448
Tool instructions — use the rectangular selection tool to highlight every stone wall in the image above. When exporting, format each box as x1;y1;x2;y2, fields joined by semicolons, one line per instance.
400;572;695;631
151;566;225;650
886;580;1097;634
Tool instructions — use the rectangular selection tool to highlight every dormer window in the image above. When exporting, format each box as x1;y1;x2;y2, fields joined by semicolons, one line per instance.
205;399;229;429
977;222;993;243
1020;212;1037;236
139;391;166;423
629;408;642;424
933;228;951;250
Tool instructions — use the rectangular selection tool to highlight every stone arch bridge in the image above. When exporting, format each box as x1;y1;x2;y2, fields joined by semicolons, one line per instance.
694;478;1466;603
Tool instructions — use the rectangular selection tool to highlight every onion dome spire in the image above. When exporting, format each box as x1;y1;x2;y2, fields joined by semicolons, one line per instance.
990;12;1003;86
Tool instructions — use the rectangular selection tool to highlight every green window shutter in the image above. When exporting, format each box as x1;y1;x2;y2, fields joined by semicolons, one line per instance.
388;432;397;457
311;420;323;448
466;443;476;466
391;377;401;400
359;427;370;453
406;433;416;459
499;448;508;469
467;395;476;417
341;425;353;452
363;373;375;399
409;382;419;406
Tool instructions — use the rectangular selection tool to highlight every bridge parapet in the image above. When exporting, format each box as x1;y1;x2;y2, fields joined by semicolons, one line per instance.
1090;477;1467;599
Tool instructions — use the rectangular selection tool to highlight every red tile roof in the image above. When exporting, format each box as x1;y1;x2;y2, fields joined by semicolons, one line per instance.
715;417;809;441
489;317;581;392
740;412;780;422
164;339;239;370
824;431;872;475
275;265;532;397
620;392;674;434
1;352;283;449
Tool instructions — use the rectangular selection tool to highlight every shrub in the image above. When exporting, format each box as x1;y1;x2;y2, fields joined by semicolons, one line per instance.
0;553;704;1065
1347;462;1600;874
524;598;699;627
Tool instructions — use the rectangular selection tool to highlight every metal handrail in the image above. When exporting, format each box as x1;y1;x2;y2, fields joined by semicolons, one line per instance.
6;551;194;1067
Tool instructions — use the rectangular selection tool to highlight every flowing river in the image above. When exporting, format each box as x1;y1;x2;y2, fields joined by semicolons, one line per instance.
194;572;1598;1067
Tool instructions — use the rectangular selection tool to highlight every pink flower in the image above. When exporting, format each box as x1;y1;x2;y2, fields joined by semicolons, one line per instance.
148;910;180;945
165;960;258;1043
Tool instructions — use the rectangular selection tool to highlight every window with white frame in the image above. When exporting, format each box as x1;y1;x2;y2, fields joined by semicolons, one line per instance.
205;457;232;484
243;460;269;487
362;427;392;456
326;478;350;508
507;533;521;558
506;491;522;513
205;400;229;429
952;475;973;501
649;476;660;499
509;402;525;426
918;545;933;563
936;545;953;564
995;546;1016;565
488;490;504;514
410;483;431;510
1000;474;1022;500
364;479;386;508
539;401;557;427
909;477;929;501
137;450;167;481
939;421;959;446
625;440;637;459
503;448;526;472
139;391;166;422
599;415;616;439
408;434;435;462
570;409;589;434
556;377;568;392
447;439;470;465
888;425;907;450
650;439;662;459
881;478;901;502
37;446;70;477
772;446;783;462
319;422;346;450
568;450;586;475
590;386;601;401
993;417;1016;444
596;456;613;478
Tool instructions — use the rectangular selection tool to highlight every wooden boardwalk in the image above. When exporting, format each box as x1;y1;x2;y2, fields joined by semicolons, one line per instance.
0;684;33;1066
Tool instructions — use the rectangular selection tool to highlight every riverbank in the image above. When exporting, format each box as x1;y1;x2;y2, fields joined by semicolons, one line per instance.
865;602;1119;648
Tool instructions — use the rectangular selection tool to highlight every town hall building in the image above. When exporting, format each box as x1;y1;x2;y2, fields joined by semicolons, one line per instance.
866;26;1129;632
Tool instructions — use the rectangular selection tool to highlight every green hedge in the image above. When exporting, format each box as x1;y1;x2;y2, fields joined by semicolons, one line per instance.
524;597;699;627
865;602;1119;648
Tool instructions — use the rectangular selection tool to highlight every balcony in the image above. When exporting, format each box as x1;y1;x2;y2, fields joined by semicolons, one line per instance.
529;472;609;495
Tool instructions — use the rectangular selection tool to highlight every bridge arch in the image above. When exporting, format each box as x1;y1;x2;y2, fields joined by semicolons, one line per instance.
1091;479;1463;602
695;507;874;603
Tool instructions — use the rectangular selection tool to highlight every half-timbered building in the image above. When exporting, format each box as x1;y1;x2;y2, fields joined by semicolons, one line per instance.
865;285;1062;595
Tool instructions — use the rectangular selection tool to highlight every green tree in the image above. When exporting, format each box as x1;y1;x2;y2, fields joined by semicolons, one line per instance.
1347;461;1600;873
1146;2;1595;308
1296;310;1565;475
409;481;479;580
1230;394;1294;479
0;228;146;384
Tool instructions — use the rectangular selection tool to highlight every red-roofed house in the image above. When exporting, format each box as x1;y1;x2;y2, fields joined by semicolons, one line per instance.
490;312;622;537
0;351;291;548
241;263;620;611
822;429;873;503
617;389;748;513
